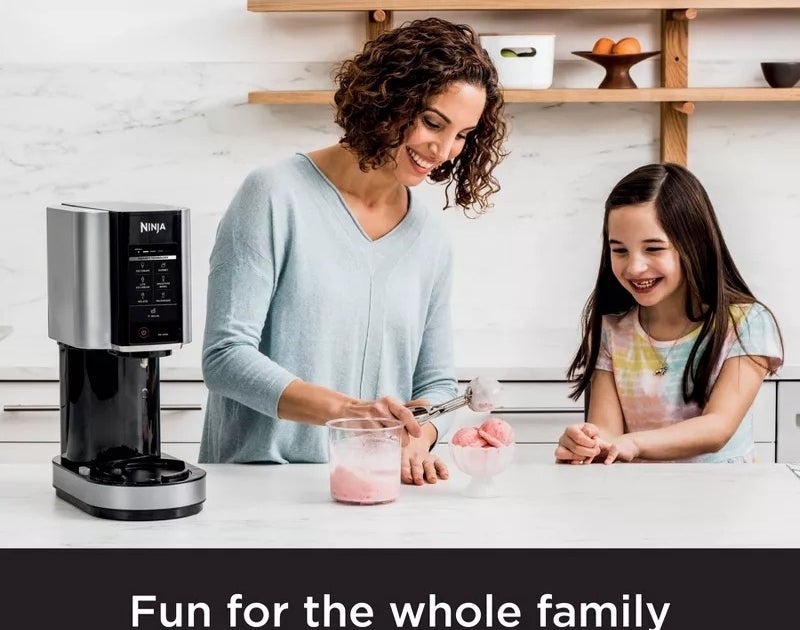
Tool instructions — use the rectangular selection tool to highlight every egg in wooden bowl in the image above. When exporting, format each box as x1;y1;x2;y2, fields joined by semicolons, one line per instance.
591;37;615;54
572;37;660;88
589;37;642;56
612;37;642;55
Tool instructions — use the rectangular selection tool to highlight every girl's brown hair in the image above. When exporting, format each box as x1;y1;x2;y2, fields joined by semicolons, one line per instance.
568;162;783;405
333;17;507;213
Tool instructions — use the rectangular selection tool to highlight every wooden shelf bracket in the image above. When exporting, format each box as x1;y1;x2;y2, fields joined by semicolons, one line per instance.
366;9;393;40
660;9;691;165
671;101;696;114
670;8;698;20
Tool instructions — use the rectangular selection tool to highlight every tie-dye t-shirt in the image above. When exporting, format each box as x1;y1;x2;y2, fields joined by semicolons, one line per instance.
595;302;782;463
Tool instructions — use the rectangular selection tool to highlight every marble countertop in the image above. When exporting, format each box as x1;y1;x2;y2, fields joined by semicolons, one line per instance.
3;459;800;548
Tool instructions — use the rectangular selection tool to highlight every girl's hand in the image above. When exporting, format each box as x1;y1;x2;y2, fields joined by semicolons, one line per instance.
555;422;603;464
597;434;640;464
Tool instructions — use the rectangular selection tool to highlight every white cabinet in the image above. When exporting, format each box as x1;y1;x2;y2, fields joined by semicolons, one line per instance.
777;381;800;463
445;380;778;464
0;377;782;464
0;380;207;463
750;381;777;463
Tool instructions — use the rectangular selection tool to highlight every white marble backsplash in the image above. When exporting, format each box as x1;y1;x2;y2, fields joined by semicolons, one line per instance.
1;4;799;372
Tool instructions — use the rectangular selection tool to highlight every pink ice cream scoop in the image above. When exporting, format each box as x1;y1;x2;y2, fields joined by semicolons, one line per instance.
477;417;515;447
451;427;489;447
409;376;502;425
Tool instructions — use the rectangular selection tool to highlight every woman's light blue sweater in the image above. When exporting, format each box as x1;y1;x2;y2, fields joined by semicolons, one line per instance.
199;154;458;463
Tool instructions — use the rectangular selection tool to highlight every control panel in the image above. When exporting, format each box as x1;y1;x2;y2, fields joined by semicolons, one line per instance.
110;211;184;346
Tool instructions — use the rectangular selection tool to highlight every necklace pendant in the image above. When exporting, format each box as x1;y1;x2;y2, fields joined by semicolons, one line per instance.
654;364;668;376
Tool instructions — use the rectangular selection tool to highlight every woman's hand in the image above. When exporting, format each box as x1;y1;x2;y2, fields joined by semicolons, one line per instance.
341;395;448;483
401;434;449;485
554;422;604;464
400;398;448;484
341;396;423;439
339;395;448;483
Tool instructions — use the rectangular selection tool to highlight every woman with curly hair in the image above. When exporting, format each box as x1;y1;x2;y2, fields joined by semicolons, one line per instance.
199;17;507;486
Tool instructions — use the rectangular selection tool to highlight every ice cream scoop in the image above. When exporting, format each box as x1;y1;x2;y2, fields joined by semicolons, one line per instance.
408;376;502;426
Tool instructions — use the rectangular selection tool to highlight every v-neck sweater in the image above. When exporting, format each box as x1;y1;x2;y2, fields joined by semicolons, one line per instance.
199;154;458;464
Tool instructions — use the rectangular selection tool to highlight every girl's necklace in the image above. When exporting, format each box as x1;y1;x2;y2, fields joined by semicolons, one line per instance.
641;312;694;377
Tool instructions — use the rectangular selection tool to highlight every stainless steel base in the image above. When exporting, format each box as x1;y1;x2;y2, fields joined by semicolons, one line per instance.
52;455;206;521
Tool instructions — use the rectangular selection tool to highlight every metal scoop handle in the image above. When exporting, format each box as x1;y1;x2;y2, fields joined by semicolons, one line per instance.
407;377;501;426
408;394;470;426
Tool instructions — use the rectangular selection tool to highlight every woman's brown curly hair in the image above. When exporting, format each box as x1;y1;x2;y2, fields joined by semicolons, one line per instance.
333;17;508;214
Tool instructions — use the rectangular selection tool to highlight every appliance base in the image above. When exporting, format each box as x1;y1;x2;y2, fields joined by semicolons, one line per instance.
52;456;206;521
54;488;203;521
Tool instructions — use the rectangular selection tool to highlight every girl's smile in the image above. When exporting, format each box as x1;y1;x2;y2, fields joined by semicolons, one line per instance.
629;277;662;293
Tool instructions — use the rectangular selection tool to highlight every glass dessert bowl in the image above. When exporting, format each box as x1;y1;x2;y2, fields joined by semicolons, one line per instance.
449;441;515;498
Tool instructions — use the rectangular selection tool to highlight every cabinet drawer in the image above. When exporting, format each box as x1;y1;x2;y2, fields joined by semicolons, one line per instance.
750;382;776;443
448;381;581;446
446;380;776;448
0;381;59;442
0;442;200;464
457;380;582;412
0;380;207;443
497;410;584;443
754;442;775;463
444;408;580;445
161;443;201;464
466;410;583;443
0;442;58;463
777;381;800;463
506;443;558;465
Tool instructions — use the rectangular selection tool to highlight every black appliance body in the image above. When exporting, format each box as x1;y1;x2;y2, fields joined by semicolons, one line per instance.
46;202;205;520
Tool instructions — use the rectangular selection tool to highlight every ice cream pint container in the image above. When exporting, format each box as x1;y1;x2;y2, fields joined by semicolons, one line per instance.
326;418;403;505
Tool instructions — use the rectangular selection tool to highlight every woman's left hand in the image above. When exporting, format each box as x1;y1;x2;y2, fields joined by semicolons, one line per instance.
400;398;448;484
401;436;449;485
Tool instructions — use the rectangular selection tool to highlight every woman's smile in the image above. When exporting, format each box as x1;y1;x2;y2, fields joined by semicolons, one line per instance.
406;147;435;174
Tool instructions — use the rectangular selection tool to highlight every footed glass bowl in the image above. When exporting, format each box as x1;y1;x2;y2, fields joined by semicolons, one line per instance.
449;442;515;498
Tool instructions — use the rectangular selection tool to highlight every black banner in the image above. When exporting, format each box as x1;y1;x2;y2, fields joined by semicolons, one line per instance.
3;549;795;628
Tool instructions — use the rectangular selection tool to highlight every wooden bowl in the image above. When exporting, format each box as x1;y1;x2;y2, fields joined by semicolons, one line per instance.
572;51;661;89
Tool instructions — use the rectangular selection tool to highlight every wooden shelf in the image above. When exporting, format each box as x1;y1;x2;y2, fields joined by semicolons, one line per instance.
249;1;800;11
247;3;800;165
249;88;800;105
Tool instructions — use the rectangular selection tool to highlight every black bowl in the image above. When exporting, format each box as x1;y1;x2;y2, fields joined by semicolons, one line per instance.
761;62;800;88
